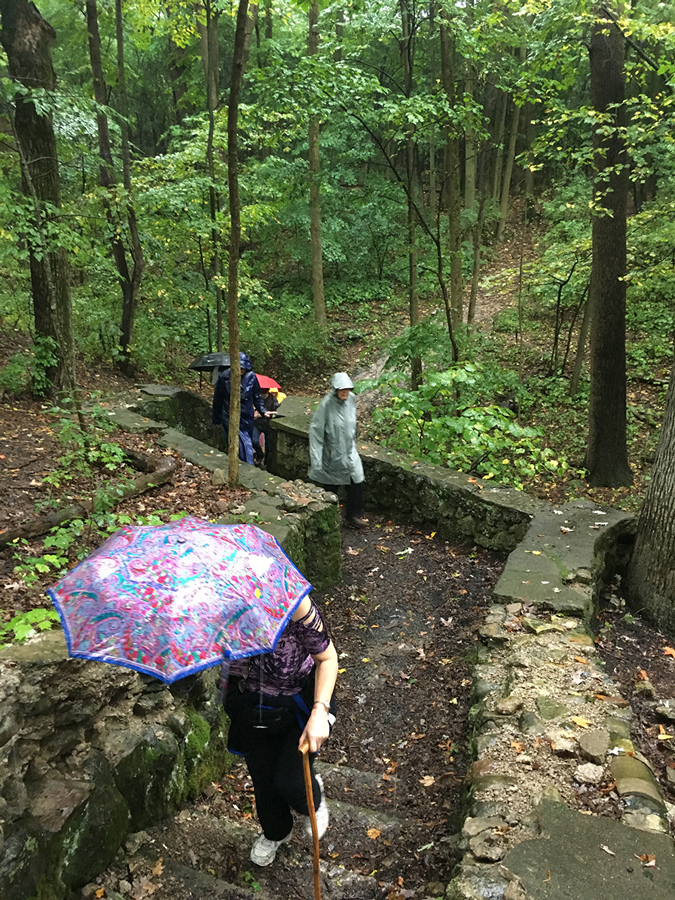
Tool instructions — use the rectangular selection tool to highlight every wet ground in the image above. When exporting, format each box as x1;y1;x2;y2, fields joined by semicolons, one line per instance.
89;517;506;900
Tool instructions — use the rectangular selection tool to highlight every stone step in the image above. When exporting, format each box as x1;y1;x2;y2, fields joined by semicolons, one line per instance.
158;858;259;900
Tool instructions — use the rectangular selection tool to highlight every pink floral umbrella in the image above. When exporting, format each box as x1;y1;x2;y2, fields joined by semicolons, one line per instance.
47;518;312;683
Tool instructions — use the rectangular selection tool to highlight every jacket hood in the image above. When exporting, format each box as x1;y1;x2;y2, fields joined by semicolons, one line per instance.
239;352;253;371
331;372;354;391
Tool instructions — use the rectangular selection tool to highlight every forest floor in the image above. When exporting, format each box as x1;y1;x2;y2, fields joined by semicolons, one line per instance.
87;519;506;900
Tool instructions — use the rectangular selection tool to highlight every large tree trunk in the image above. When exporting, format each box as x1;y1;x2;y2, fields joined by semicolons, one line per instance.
86;0;143;370
439;19;462;326
585;8;632;487
227;0;258;486
0;0;75;394
626;361;675;628
308;0;327;328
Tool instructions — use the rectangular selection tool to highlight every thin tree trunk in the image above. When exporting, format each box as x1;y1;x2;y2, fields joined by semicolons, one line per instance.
569;287;592;396
308;0;327;328
116;0;144;369
428;1;437;222
0;0;76;394
467;148;488;325
200;1;225;351
585;6;632;487
439;18;462;326
491;89;507;201
464;64;476;211
401;0;420;387
227;0;258;486
334;7;343;62
86;0;142;369
496;91;521;243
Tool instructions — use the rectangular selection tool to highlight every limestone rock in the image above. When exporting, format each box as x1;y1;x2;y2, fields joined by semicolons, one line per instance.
496;697;523;716
579;729;610;765
210;468;227;486
519;711;546;735
656;699;675;722
575;763;605;785
536;695;570;720
462;816;505;837
548;731;577;757
469;834;506;862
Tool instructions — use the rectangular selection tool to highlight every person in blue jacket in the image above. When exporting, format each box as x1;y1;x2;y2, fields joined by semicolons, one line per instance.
212;352;269;463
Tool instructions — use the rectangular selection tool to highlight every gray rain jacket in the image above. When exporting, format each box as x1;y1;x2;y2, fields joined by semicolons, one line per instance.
309;373;365;485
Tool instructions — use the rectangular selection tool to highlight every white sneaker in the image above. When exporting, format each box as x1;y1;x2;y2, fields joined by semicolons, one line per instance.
304;774;329;839
250;831;292;867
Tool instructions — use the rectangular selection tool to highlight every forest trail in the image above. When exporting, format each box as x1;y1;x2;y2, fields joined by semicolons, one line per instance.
91;519;505;900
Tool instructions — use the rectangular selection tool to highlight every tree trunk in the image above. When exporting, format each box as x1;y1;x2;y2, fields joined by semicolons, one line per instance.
308;0;327;328
626;361;675;628
0;0;76;394
200;1;225;351
334;7;344;62
86;0;142;370
439;19;462;326
464;64;476;211
585;7;632;487
496;94;521;243
116;0;145;368
227;0;258;486
427;1;437;223
400;0;420;386
491;89;507;201
467;148;488;325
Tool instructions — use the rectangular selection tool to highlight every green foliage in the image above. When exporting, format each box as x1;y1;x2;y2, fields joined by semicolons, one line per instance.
365;365;573;489
0;336;58;397
0;608;60;646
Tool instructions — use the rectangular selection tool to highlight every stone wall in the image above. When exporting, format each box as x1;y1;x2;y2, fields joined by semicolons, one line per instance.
0;389;345;900
268;400;545;552
0;634;226;900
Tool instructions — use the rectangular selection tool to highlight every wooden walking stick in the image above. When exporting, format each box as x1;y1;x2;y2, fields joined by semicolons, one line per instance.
301;743;322;900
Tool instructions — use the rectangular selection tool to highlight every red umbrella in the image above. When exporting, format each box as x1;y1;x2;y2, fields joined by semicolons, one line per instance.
256;374;281;391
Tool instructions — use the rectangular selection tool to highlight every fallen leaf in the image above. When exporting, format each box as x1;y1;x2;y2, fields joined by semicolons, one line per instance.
635;853;656;867
664;647;675;658
574;656;589;664
637;669;649;680
600;844;615;856
510;741;526;753
571;716;592;728
658;725;674;741
151;859;164;877
419;775;436;786
95;890;105;899
543;870;551;882
367;828;381;840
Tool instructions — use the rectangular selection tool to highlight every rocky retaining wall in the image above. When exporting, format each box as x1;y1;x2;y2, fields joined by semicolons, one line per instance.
0;636;227;900
268;398;544;552
0;390;343;900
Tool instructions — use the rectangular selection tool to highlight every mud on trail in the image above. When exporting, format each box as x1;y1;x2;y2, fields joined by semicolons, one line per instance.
94;519;505;900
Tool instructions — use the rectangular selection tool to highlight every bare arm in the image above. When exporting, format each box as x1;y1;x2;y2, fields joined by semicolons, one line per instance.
292;597;338;753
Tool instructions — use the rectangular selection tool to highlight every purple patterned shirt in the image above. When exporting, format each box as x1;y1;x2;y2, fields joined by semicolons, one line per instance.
226;598;330;696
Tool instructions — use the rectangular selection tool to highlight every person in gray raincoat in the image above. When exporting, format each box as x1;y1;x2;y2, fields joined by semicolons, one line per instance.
309;373;367;529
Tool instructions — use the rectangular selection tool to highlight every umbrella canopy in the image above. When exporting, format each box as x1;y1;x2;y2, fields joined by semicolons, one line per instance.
47;518;312;683
188;352;230;372
256;374;281;391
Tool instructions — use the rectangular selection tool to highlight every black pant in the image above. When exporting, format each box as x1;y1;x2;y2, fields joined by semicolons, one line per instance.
245;724;321;841
324;479;364;519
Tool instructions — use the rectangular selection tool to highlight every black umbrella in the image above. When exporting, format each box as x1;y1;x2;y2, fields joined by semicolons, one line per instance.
188;352;230;372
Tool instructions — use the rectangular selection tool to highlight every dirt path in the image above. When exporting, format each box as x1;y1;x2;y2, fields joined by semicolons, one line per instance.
90;518;505;900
